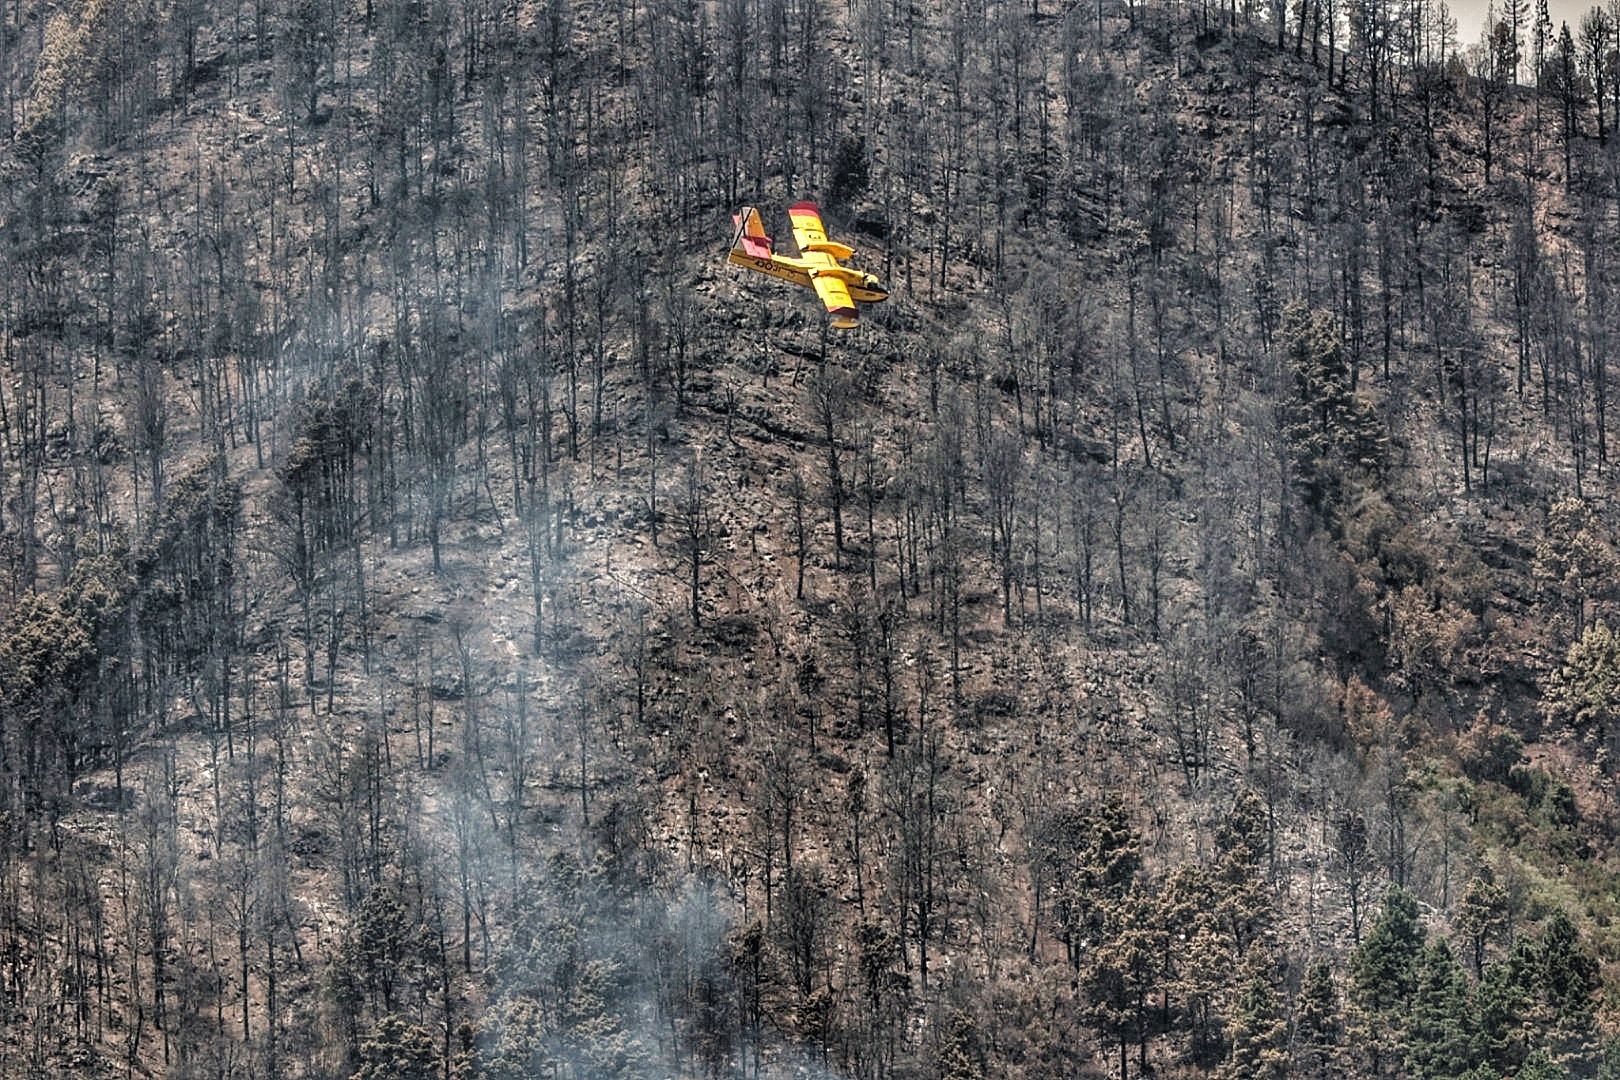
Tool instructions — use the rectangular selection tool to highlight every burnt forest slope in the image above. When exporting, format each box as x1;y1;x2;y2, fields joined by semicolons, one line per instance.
3;0;1620;1076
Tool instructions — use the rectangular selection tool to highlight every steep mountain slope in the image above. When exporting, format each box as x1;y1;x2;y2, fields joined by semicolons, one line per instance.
3;0;1620;1075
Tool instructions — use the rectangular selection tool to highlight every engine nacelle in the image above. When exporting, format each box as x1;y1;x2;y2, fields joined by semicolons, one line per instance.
802;239;857;261
808;264;875;287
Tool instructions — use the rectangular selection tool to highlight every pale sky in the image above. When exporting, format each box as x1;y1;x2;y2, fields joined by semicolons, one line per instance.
1448;0;1610;43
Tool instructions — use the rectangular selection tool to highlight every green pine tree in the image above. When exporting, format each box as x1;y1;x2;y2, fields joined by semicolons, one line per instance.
560;958;655;1077
1222;964;1288;1080
1213;790;1275;954
1294;959;1346;1079
1352;886;1425;1019
1537;913;1598;1022
352;1014;438;1080
1037;794;1141;970
475;998;546;1080
1455;876;1509;976
1536;911;1600;1058
1405;940;1479;1080
1280;301;1385;515
938;1009;984;1080
1082;892;1166;1080
1542;621;1620;767
1351;885;1428;1074
1477;939;1538;1074
1156;866;1228;1068
1517;1049;1566;1079
1597;1035;1620;1080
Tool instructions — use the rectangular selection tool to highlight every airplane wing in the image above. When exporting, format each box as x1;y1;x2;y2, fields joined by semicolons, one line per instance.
787;201;854;261
789;201;859;328
810;272;858;329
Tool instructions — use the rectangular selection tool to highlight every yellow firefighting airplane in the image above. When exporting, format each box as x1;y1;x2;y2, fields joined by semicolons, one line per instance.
727;201;888;329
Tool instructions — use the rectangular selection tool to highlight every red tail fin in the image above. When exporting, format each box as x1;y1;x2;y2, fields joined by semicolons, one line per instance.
731;207;773;258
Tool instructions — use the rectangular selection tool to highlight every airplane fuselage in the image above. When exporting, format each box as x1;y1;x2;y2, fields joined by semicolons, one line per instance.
727;250;890;305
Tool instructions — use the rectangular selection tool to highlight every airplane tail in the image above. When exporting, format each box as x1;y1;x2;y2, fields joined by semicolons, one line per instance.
731;207;773;259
